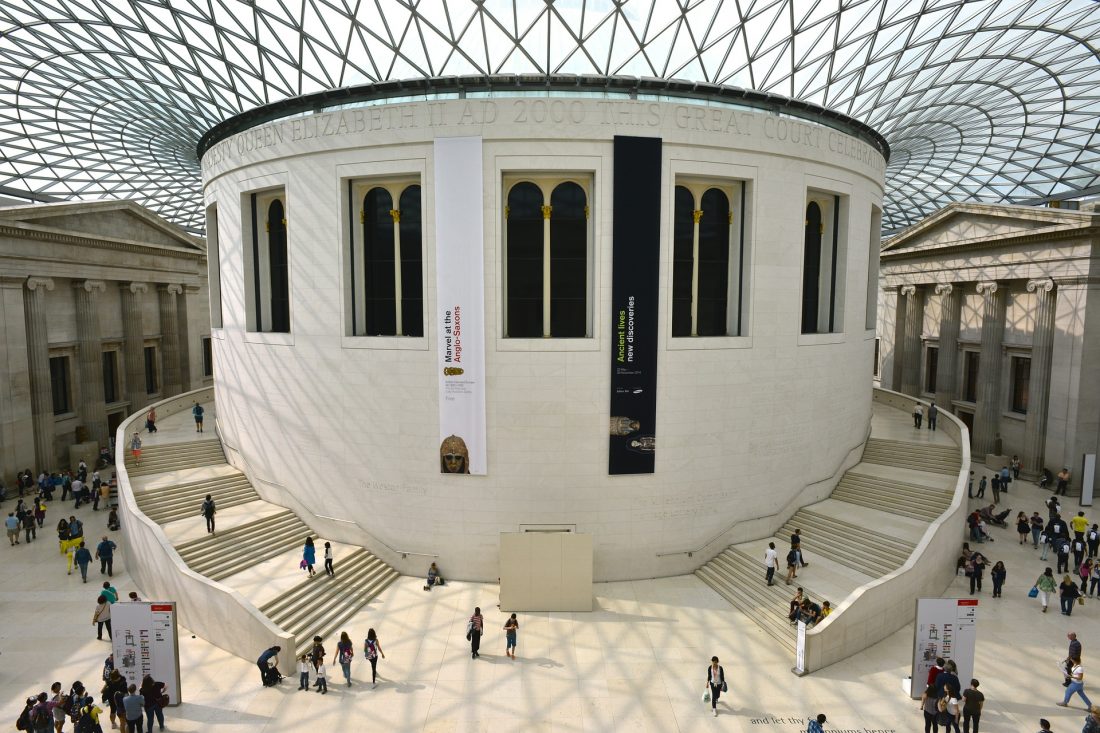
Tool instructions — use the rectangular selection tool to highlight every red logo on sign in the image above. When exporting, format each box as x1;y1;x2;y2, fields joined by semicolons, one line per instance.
957;599;978;606
150;604;172;611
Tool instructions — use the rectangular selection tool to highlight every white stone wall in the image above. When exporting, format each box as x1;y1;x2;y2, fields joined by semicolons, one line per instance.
202;98;885;581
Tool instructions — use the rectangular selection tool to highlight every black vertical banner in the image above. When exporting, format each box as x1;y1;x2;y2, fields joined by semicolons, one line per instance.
609;135;662;475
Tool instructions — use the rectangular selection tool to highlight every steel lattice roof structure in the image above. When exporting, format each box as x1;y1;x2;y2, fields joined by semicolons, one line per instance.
0;0;1098;234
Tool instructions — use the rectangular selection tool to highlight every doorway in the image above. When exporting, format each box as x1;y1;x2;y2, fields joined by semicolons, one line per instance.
955;409;974;447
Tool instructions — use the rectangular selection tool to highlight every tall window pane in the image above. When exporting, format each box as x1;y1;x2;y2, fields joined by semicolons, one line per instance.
549;182;587;337
505;182;543;337
671;186;695;337
102;351;118;404
399;185;424;337
697;188;730;336
802;201;823;333
925;346;938;394
963;351;980;402
267;199;290;333
363;188;396;335
144;346;158;394
1012;356;1030;413
50;356;71;415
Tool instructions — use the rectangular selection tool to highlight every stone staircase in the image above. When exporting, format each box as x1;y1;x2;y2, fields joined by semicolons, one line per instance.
128;440;227;477
861;438;960;475
127;428;400;658
832;470;953;521
259;548;400;658
695;408;960;657
175;509;312;582
134;470;258;524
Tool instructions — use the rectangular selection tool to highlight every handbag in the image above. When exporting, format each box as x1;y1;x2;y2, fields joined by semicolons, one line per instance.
702;690;710;703
721;680;728;692
465;620;474;641
157;693;169;708
1028;586;1039;598
1078;596;1085;606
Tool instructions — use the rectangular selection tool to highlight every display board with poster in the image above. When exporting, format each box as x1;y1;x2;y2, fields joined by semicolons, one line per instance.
111;601;181;706
910;597;977;698
433;135;487;476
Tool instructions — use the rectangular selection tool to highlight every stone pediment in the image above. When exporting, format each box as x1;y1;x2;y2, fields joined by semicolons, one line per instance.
882;202;1096;256
0;199;204;251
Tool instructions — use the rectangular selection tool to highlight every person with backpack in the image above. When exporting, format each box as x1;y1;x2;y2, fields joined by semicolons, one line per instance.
192;402;204;432
95;536;117;577
332;631;354;686
74;541;92;583
364;628;385;687
140;675;166;732
15;696;35;732
75;696;103;733
28;692;51;733
102;670;127;730
200;494;216;534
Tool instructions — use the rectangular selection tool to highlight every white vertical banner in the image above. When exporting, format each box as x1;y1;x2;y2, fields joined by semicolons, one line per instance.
910;598;977;698
434;136;487;475
110;602;182;705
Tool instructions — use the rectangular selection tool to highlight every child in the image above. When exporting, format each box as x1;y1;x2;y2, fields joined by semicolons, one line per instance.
504;613;518;659
297;654;311;691
324;542;334;577
1036;719;1052;733
313;661;327;694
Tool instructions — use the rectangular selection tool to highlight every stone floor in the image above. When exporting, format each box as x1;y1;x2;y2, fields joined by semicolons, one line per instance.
1;412;1095;731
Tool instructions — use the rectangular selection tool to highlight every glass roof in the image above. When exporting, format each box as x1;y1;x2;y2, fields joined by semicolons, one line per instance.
0;0;1097;234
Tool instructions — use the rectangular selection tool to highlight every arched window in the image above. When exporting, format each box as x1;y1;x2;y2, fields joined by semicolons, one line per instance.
671;180;746;337
246;188;290;333
267;199;290;333
802;192;846;334
505;181;545;338
348;179;423;337
504;177;590;338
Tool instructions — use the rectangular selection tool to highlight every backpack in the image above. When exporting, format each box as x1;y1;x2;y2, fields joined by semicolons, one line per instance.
365;639;378;660
786;550;798;565
339;643;353;664
15;707;30;731
30;705;49;728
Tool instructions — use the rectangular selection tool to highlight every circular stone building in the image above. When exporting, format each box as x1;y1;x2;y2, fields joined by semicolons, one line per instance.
199;77;887;581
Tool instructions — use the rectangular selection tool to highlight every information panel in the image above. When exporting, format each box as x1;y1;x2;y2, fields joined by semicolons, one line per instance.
910;598;977;698
111;601;181;706
434;136;487;475
608;135;662;475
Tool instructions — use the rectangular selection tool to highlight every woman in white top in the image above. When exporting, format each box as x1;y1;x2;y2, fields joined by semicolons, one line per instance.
942;687;961;733
1059;659;1093;709
705;656;726;717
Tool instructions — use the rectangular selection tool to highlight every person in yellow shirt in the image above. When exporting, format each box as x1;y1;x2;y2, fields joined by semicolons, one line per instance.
1072;511;1090;541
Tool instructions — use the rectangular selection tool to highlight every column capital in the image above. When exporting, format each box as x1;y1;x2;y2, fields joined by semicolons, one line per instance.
1026;277;1056;295
157;283;184;295
121;281;148;295
975;281;999;296
899;284;917;296
934;283;954;296
25;277;54;292
73;279;107;293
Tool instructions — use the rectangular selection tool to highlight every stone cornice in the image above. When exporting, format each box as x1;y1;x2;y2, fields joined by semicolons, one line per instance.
880;222;1100;263
0;222;205;261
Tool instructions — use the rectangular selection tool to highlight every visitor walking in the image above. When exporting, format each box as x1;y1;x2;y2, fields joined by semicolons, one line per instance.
468;607;483;658
324;542;334;576
364;628;384;687
928;401;938;430
1018;513;1031;544
990;562;1006;598
976;475;987;499
333;631;353;686
74;541;92;582
504;613;519;658
1031;513;1045;548
192;402;204;432
130;433;142;466
145;408;158;434
302;537;316;577
1060;574;1082;616
201;494;216;534
913;402;923;428
1034;567;1057;612
764;542;779;586
1057;659;1091;709
807;714;827;733
93;594;112;640
919;683;939;733
121;686;144;733
785;546;799;584
706;656;726;717
96;535;116;576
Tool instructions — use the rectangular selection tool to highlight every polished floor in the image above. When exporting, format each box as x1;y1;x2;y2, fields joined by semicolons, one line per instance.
1;420;1094;731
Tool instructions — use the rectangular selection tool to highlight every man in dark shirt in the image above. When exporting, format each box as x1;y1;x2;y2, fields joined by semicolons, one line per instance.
933;660;961;699
257;646;281;686
961;678;984;732
791;528;808;567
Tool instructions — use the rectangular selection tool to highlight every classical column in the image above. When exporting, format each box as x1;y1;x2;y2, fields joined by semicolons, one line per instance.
23;277;56;469
1022;278;1057;476
158;284;183;397
899;284;924;396
120;282;148;413
934;283;961;408
74;280;109;447
888;286;907;391
177;285;198;392
972;281;1008;458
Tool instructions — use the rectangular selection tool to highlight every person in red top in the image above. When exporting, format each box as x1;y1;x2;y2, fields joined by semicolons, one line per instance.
928;657;945;687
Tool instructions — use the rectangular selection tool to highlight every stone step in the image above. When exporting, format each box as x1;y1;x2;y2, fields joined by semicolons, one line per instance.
177;511;311;581
136;473;252;507
789;508;917;557
831;483;948;521
142;486;259;524
695;564;796;655
778;516;911;577
127;442;227;476
292;568;400;660
861;439;960;475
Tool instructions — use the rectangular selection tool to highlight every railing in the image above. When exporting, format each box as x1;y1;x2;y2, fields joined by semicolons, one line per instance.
655;424;872;559
114;387;295;674
799;387;970;674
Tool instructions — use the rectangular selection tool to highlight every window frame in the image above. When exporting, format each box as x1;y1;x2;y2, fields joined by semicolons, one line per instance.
502;172;594;340
241;183;292;336
670;177;748;338
800;188;849;336
961;348;980;403
49;353;73;416
143;343;160;396
923;343;939;395
101;348;121;405
1009;353;1031;415
201;336;213;378
206;202;223;329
